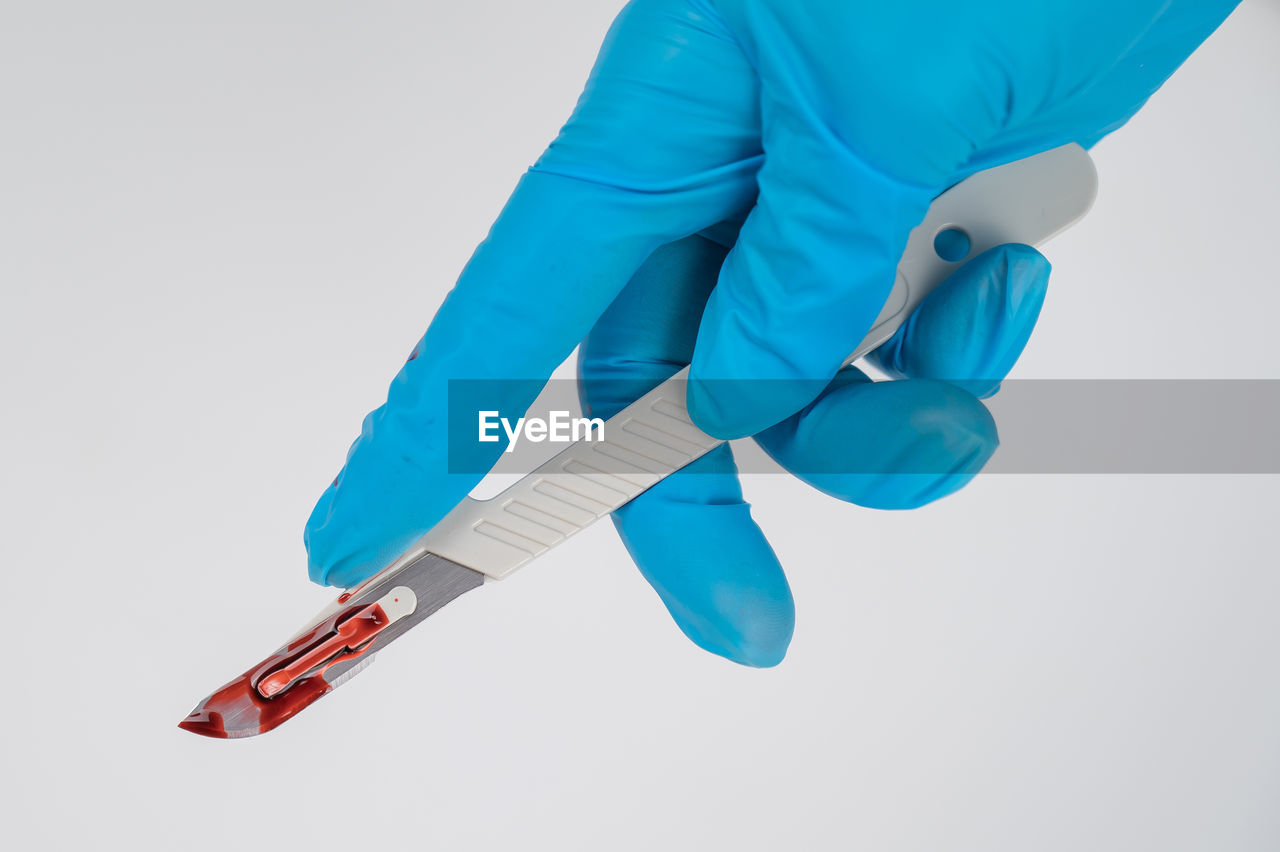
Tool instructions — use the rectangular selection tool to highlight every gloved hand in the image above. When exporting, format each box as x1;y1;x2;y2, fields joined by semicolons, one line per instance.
304;0;1238;662
578;235;1049;664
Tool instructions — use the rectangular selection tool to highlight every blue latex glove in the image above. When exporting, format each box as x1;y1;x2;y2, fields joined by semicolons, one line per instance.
305;1;1238;661
579;236;1048;664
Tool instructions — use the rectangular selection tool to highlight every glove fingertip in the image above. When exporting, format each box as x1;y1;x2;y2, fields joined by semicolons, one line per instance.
1000;243;1051;324
613;459;796;668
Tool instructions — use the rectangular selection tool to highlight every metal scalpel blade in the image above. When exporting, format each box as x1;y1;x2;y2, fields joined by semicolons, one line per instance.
179;553;483;738
178;144;1098;739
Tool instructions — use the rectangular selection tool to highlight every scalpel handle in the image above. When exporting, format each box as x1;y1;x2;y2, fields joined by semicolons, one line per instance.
388;144;1098;581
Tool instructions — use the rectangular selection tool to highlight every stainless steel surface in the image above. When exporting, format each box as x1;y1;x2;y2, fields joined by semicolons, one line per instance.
320;552;485;686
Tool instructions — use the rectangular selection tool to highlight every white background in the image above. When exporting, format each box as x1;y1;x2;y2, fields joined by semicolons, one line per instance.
2;2;1279;850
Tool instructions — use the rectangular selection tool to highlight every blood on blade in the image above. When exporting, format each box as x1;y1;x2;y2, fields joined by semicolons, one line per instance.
179;602;391;738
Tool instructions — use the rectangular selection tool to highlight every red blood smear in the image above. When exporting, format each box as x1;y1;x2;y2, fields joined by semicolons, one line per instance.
258;605;389;697
179;602;389;739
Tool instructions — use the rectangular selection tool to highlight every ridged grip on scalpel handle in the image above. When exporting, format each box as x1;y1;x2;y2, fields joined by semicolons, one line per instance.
401;144;1097;581
415;371;715;579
